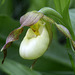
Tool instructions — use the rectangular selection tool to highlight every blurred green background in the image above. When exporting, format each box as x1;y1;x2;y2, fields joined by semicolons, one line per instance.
0;0;75;75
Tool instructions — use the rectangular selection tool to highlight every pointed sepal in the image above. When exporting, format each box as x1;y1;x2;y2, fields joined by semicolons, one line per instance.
20;11;44;27
55;23;75;51
1;27;23;63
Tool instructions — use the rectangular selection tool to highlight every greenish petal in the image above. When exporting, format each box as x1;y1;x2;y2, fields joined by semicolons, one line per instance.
55;23;75;51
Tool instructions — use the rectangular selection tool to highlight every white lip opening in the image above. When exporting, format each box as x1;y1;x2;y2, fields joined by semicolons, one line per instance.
19;26;50;59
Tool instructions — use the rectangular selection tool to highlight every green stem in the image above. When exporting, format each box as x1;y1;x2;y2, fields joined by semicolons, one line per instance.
30;59;38;69
68;52;75;74
67;39;75;74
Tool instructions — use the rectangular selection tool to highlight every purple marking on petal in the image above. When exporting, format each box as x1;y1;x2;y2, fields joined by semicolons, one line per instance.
20;12;31;25
6;27;23;43
1;27;23;63
20;11;44;27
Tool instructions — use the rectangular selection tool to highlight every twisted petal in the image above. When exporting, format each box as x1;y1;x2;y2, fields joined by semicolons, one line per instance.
55;23;75;51
1;27;24;64
1;11;44;64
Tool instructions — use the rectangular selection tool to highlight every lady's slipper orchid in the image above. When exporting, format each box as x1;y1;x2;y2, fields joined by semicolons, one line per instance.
0;9;75;64
19;19;52;59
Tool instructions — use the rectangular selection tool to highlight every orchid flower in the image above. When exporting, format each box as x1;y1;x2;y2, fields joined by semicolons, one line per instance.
1;8;75;64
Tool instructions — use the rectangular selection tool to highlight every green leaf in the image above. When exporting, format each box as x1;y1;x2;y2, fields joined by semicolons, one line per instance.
39;7;62;21
46;0;55;9
54;0;70;14
69;9;75;35
0;59;41;75
28;0;47;11
54;0;74;40
69;9;75;50
28;0;55;11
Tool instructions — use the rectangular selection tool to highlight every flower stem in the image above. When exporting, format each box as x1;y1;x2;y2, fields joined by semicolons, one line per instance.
30;59;38;69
